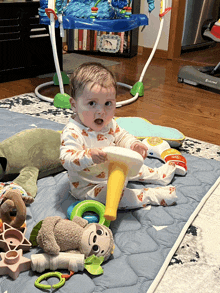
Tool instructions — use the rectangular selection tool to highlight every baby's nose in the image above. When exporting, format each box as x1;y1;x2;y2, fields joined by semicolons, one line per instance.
96;105;105;114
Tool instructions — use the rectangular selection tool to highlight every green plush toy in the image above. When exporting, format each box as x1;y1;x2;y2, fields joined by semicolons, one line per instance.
0;128;64;229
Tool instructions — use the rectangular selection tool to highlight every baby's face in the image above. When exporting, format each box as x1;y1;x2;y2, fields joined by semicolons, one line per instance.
71;83;116;131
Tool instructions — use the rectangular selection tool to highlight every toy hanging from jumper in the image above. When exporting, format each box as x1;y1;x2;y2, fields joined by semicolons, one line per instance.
35;0;172;109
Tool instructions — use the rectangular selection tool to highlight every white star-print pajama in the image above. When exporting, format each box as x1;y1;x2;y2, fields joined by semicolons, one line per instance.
60;117;177;209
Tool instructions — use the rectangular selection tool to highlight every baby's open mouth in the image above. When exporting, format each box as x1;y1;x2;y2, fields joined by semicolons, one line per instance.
94;119;104;125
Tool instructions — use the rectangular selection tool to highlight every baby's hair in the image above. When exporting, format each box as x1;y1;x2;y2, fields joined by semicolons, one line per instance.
70;62;117;99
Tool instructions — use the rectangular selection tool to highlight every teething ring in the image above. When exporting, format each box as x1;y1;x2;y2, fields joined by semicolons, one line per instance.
35;272;66;289
70;200;111;227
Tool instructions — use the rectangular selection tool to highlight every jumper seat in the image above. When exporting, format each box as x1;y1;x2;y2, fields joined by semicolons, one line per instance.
39;14;148;32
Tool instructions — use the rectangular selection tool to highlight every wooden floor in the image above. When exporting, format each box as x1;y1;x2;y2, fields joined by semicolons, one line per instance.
0;44;219;145
177;43;220;65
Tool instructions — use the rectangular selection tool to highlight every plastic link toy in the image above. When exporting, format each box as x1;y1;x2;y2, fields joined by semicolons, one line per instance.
34;271;72;290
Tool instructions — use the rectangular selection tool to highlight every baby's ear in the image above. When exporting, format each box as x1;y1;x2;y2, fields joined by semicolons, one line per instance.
69;97;76;109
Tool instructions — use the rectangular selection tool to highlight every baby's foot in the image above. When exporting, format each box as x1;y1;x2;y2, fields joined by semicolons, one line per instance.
165;155;187;176
155;162;176;186
143;185;177;206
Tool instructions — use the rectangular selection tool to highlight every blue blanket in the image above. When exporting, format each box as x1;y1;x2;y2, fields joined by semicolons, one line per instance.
0;109;220;293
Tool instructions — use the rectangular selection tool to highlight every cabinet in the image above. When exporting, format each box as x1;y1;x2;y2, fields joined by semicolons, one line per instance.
66;0;141;58
0;0;62;83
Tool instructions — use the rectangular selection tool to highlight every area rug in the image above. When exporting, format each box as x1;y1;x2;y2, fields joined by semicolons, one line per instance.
38;53;120;78
154;179;220;293
0;93;220;293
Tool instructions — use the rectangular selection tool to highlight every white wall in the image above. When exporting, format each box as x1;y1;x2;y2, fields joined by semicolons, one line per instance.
138;0;172;51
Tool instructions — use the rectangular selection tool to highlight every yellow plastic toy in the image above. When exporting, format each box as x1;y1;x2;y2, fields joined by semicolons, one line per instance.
103;146;144;221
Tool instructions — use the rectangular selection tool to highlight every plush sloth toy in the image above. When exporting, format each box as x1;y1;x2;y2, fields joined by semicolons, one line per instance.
35;216;114;262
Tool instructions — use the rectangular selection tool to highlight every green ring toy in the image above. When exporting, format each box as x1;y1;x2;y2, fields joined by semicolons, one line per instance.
70;200;111;227
35;272;66;289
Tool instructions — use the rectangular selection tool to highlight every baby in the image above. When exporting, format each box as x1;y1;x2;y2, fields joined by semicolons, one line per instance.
60;62;177;209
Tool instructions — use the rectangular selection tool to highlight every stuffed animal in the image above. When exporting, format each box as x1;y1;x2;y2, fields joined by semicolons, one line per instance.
0;189;26;230
0;128;64;229
35;216;114;262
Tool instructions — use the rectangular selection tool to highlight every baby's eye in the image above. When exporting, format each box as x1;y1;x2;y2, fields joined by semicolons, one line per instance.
88;101;96;106
105;101;112;107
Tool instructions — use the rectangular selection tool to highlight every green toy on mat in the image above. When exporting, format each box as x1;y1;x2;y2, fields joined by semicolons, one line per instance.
0;128;64;199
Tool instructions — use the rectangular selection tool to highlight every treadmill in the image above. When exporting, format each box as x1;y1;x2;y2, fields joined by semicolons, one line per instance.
178;20;220;91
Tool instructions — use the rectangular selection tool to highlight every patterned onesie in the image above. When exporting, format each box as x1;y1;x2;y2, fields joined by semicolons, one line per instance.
60;117;177;209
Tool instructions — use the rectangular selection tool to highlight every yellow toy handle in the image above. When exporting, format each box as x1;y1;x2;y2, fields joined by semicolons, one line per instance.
104;162;128;221
103;146;143;222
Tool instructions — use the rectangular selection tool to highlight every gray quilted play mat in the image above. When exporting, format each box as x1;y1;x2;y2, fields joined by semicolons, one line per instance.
0;108;220;293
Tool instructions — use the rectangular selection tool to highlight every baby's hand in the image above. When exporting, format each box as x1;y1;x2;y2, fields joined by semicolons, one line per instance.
130;141;148;159
90;148;107;164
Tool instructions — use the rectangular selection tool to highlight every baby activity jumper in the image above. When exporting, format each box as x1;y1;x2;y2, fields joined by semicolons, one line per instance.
35;0;172;108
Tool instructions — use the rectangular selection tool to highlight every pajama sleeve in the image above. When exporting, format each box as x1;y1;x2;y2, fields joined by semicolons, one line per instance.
113;120;140;149
60;127;94;172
